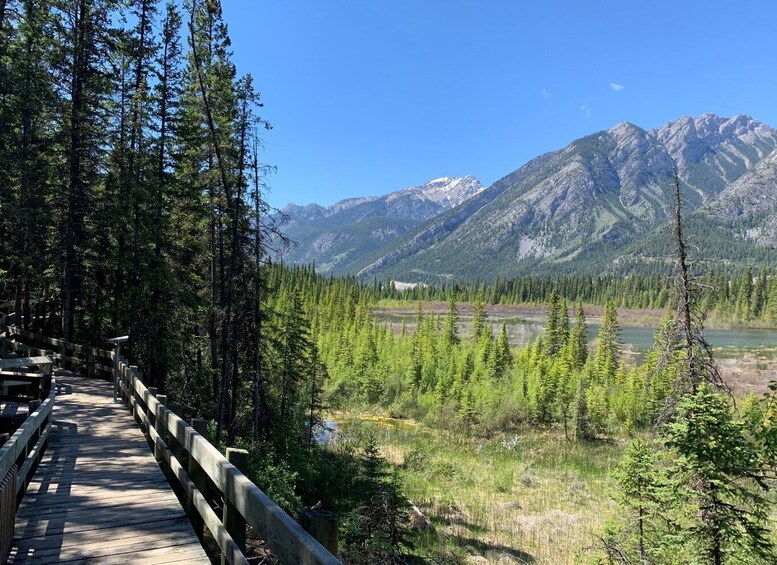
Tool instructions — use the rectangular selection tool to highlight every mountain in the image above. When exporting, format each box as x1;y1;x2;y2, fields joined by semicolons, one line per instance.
354;114;777;281
274;176;484;274
701;148;777;247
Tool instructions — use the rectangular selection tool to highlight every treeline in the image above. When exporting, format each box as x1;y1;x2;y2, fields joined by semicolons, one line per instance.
0;0;296;446
271;264;683;436
374;270;777;325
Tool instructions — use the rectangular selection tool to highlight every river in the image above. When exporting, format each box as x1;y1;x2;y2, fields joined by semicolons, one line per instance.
373;308;777;359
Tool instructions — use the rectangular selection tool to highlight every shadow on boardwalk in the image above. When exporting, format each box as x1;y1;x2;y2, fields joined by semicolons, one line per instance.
6;371;209;564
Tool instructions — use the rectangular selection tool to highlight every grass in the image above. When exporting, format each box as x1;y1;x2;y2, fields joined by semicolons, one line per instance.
330;417;626;564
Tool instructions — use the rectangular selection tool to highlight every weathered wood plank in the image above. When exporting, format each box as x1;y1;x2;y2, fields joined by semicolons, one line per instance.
7;372;209;564
9;522;196;552
119;362;342;565
0;383;54;481
0;358;51;371
11;528;199;562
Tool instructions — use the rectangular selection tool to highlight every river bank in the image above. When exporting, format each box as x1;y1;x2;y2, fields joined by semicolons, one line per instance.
373;300;777;331
372;303;777;396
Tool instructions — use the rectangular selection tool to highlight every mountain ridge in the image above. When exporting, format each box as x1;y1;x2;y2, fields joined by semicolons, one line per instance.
277;114;777;280
274;176;484;273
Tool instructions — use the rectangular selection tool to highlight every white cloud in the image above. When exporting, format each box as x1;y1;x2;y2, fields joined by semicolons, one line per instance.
541;88;551;100
580;105;591;118
609;82;624;92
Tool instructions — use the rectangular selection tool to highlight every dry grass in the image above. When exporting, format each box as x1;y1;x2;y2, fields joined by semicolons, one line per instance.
353;421;625;564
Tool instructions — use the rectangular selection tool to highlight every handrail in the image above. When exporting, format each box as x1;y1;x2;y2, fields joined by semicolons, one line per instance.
0;382;55;490
9;328;341;565
6;327;113;379
116;358;340;565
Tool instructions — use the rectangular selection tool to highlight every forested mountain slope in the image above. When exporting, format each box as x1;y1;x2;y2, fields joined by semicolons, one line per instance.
341;114;777;281
274;176;483;273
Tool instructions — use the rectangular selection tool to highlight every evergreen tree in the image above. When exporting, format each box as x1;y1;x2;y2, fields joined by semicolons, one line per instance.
735;267;753;322
443;297;459;348
567;301;588;369
592;301;621;384
604;439;670;563
751;268;768;320
663;386;774;563
544;289;567;356
471;288;487;341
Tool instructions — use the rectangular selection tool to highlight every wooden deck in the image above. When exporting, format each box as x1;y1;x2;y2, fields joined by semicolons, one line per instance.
5;371;210;564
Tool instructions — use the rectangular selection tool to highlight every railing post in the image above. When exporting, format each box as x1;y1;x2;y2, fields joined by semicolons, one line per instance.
188;418;208;540
41;352;53;399
154;394;167;463
222;447;249;564
107;336;128;403
301;508;339;557
128;366;140;405
87;348;94;379
145;387;157;440
129;368;142;419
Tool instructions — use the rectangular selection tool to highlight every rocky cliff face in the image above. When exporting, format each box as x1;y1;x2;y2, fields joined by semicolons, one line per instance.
354;114;777;280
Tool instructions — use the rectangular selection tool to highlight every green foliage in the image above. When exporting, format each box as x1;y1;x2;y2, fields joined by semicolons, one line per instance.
604;439;672;563
662;386;775;563
340;432;413;564
592;301;621;385
265;267;684;439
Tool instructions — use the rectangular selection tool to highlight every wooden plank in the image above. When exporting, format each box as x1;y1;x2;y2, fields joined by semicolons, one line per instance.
0;358;51;371
14;529;199;562
147;423;248;565
14;508;190;540
121;363;341;565
9;522;196;552
9;372;209;564
16;491;181;517
54;541;207;565
16;422;50;492
15;493;186;520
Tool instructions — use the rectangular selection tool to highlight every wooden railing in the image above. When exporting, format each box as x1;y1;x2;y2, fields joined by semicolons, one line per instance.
6;326;113;379
0;355;55;559
0;299;54;335
6;328;341;565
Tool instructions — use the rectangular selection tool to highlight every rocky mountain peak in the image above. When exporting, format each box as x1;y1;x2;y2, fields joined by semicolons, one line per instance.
398;175;484;207
608;121;644;138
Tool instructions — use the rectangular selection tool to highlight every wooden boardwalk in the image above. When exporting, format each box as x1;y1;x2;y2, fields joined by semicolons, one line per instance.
6;371;210;564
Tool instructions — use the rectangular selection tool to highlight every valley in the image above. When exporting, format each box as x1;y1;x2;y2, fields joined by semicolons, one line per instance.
3;2;777;564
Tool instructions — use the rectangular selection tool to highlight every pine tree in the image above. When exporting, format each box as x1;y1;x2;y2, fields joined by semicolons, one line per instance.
735;267;753;322
544;289;567;356
56;0;118;341
663;386;774;563
567;301;588;369
573;374;589;440
751;268;768;320
443;297;459;348
471;288;487;341
604;439;670;563
592;301;621;384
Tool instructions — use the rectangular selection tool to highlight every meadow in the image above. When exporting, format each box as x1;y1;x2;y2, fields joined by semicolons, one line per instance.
330;416;626;564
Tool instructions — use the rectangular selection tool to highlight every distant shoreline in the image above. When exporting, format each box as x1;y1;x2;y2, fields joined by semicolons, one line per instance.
372;300;777;331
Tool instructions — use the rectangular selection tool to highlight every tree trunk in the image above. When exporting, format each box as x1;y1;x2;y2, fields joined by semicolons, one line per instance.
63;0;89;342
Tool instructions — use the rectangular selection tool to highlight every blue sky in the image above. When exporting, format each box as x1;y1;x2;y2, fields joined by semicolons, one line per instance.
223;0;777;209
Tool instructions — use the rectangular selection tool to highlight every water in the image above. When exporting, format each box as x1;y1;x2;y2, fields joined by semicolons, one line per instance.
373;308;777;357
